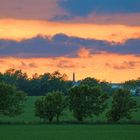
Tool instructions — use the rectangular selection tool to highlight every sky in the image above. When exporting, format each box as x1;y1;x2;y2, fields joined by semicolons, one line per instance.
0;0;140;82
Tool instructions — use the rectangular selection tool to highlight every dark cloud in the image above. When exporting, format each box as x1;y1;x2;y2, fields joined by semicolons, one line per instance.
59;0;140;16
20;61;38;68
0;34;140;58
106;61;140;70
0;0;67;20
56;60;76;68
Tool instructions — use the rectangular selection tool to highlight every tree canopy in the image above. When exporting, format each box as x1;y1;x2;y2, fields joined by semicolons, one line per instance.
35;91;66;122
0;69;73;96
0;82;26;117
69;85;108;121
106;89;139;122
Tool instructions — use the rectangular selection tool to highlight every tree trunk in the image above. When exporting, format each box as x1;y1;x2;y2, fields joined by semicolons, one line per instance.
77;117;83;122
49;117;53;122
56;114;59;122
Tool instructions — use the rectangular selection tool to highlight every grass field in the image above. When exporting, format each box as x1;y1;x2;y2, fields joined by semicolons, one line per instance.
0;96;140;140
0;125;140;140
1;96;140;123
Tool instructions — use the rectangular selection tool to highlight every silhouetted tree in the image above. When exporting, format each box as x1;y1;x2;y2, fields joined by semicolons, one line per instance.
106;89;139;122
0;69;72;96
0;82;26;117
80;77;99;87
35;91;66;122
69;85;108;121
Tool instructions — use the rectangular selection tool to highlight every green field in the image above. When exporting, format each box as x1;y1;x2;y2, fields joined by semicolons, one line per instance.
1;96;140;123
0;125;140;140
0;96;140;140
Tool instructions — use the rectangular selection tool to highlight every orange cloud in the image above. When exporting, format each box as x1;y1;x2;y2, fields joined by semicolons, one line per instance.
0;19;140;43
77;48;91;58
0;52;140;83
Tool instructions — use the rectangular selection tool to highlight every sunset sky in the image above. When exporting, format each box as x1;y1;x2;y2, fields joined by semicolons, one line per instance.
0;0;140;83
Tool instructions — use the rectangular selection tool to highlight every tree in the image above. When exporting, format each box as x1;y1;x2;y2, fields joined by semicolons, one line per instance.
34;71;72;95
80;78;112;95
106;89;139;122
35;91;66;122
0;82;26;117
80;77;99;87
1;68;29;93
69;85;108;121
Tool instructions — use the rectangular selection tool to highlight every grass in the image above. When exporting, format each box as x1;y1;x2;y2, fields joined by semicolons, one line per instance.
0;124;140;140
0;96;140;140
1;96;140;123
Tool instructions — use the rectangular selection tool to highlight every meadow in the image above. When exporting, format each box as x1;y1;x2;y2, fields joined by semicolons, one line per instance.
1;96;140;123
0;96;140;140
0;125;140;140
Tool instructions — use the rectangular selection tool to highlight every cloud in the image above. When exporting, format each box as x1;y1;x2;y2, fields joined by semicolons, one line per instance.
0;34;140;58
59;0;140;16
106;61;140;70
0;0;68;20
0;0;140;27
0;53;140;83
56;60;77;68
0;19;139;43
77;48;91;58
54;13;140;26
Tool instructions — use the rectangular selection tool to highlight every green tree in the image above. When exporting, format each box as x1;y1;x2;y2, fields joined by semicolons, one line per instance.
106;89;139;122
80;77;99;87
80;78;112;95
1;68;29;93
35;91;66;122
69;85;108;121
0;82;26;117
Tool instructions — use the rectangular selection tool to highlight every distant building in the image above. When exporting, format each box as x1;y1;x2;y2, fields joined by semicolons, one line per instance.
130;89;137;96
111;83;140;96
111;83;123;89
129;87;140;96
135;87;140;96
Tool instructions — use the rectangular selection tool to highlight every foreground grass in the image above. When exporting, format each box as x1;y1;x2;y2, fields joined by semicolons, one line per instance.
0;125;140;140
0;97;140;140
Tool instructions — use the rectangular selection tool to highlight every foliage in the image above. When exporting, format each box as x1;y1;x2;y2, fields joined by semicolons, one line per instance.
0;69;73;96
80;77;99;87
80;77;112;95
35;91;66;122
124;79;140;89
69;85;108;121
38;71;72;95
106;89;139;122
0;82;26;117
0;69;29;93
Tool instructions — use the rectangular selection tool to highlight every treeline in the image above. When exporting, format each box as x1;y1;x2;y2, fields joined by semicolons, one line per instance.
0;69;72;96
124;79;140;89
0;68;113;96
